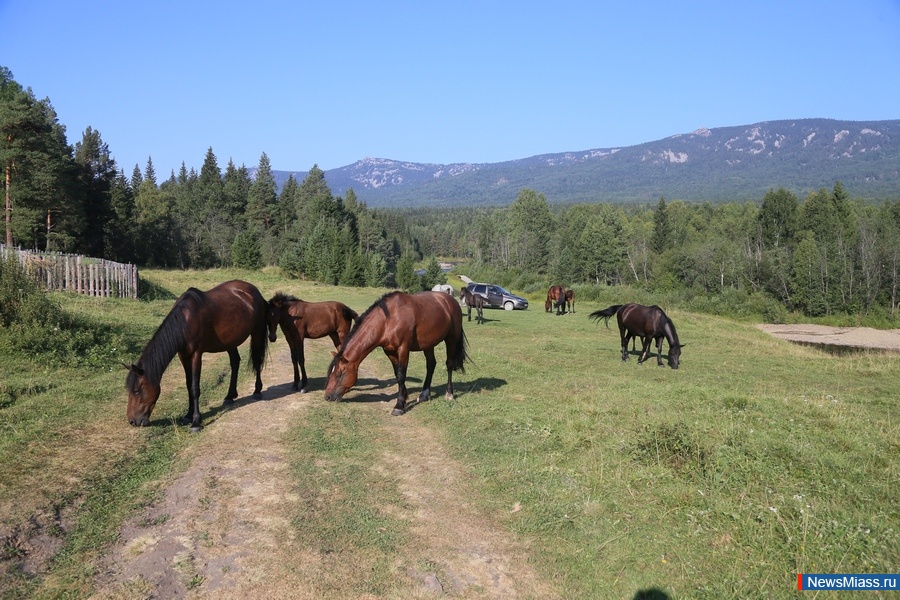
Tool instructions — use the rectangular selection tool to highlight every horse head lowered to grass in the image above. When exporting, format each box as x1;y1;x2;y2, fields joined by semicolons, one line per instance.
324;290;469;415
126;280;269;431
589;303;683;369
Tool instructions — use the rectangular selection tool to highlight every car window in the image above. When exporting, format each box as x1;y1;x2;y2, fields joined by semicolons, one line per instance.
474;285;486;294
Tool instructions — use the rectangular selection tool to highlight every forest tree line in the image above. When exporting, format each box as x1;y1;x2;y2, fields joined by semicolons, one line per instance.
3;66;900;319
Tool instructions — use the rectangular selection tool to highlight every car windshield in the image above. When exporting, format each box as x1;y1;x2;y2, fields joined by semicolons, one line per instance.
494;286;510;294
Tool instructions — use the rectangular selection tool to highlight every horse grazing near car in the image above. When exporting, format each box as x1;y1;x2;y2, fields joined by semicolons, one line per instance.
459;286;486;324
126;280;269;432
565;289;576;314
546;285;567;315
266;293;358;393
589;303;683;369
324;291;469;416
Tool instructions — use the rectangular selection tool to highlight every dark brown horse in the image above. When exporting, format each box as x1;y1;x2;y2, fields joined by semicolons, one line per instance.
546;285;566;315
267;293;358;393
324;291;469;416
565;289;576;314
459;286;486;324
126;280;269;431
589;303;683;369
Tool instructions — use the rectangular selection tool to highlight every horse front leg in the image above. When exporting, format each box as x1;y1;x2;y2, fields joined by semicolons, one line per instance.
620;333;630;361
224;348;241;404
656;337;665;366
296;338;309;393
180;351;204;432
418;347;437;404
387;349;410;416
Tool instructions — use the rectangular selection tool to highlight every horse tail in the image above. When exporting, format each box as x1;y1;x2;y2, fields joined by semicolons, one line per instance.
588;305;623;328
251;304;269;377
449;323;471;374
343;305;359;325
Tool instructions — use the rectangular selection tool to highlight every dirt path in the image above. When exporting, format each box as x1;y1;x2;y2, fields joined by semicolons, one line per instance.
91;342;554;599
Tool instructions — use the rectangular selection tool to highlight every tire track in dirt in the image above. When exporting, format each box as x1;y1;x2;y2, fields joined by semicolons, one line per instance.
91;340;556;599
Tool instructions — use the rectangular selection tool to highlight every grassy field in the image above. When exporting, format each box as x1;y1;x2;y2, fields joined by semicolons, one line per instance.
1;268;898;598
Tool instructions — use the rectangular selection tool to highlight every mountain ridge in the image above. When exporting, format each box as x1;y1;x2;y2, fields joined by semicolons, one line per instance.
268;118;900;207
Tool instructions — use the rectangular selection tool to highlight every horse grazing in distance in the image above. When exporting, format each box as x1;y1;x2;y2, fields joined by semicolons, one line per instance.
325;291;469;416
459;286;486;324
266;293;358;393
546;285;566;315
565;289;576;314
589;303;683;369
432;283;454;295
126;280;269;432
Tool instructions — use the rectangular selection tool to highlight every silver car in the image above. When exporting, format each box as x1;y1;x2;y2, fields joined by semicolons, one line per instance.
465;283;528;311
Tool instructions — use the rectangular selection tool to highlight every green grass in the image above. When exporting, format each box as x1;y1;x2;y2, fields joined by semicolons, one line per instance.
416;305;899;598
1;268;897;599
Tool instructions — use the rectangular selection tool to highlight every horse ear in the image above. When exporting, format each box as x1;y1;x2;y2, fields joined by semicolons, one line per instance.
331;351;338;357
124;363;144;375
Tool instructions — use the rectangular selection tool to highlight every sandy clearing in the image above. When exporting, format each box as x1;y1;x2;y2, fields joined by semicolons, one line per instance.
756;324;900;351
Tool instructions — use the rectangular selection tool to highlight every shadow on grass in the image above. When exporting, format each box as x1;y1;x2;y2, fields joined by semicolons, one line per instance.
633;588;671;600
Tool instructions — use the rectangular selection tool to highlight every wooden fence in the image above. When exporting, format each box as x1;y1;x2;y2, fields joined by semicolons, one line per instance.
0;244;139;299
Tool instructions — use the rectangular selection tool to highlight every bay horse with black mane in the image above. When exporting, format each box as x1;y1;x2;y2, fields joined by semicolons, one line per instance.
565;289;575;314
325;291;469;416
126;280;269;432
459;286;486;324
546;285;567;315
589;303;683;369
267;293;358;393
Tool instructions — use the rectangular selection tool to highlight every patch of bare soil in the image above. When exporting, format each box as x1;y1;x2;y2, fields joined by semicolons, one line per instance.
757;324;900;351
90;341;555;599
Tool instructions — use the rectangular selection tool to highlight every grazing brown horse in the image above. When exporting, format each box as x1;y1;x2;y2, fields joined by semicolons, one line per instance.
324;291;469;416
546;285;566;315
565;289;576;314
267;293;358;393
589;303;683;369
459;286;486;324
126;280;269;432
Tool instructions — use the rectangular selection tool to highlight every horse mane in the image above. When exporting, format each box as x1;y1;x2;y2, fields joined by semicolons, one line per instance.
269;292;300;305
134;288;201;384
337;291;400;354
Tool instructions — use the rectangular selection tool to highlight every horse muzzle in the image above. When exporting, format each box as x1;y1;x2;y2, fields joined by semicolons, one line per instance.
128;416;150;427
324;390;343;402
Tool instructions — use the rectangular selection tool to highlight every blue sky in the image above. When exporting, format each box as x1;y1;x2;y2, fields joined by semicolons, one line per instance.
2;1;899;177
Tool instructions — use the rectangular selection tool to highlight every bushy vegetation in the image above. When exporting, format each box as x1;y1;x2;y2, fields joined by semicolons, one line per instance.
0;255;125;366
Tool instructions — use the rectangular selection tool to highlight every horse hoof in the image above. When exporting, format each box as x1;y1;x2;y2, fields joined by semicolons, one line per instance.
299;388;308;394
190;426;202;433
222;398;235;406
252;392;262;400
391;408;405;416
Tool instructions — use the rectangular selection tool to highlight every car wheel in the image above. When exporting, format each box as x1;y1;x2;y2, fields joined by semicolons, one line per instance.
504;301;514;311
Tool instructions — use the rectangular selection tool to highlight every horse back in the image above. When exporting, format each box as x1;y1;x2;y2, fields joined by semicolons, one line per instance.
402;292;462;351
185;280;265;352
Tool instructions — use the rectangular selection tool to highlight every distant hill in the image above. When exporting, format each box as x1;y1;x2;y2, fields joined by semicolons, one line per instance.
269;119;900;207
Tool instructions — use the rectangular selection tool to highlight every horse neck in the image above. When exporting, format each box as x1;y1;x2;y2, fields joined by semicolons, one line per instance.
663;320;679;346
139;309;187;384
340;313;384;365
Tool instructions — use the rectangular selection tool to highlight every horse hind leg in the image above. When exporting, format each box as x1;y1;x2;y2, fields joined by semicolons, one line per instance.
637;337;652;364
417;347;437;404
